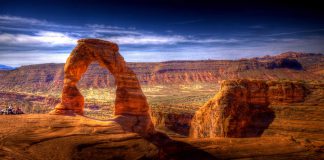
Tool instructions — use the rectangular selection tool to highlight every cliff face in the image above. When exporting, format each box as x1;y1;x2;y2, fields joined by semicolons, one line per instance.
0;52;323;94
190;79;309;138
151;112;193;136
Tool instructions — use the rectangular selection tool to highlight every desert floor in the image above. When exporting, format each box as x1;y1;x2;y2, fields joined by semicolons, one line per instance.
0;114;322;160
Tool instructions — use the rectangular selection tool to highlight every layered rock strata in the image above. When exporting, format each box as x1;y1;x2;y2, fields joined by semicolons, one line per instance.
190;79;308;138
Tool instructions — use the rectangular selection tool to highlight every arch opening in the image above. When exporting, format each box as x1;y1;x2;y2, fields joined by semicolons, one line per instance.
78;62;116;119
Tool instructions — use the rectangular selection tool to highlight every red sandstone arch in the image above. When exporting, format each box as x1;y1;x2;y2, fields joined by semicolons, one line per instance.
50;39;150;116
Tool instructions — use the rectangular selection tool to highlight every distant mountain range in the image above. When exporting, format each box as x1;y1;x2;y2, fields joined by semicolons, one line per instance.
0;52;323;94
0;64;15;70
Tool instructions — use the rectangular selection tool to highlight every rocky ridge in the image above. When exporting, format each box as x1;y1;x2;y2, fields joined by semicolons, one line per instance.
0;52;322;94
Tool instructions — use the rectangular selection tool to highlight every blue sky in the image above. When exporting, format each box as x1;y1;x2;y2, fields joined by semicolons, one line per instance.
0;0;324;67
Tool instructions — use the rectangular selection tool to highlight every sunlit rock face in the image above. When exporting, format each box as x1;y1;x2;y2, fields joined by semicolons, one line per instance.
190;79;308;138
50;39;150;116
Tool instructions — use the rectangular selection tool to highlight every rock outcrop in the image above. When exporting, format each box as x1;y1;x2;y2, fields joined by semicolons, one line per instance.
50;39;150;117
190;79;308;138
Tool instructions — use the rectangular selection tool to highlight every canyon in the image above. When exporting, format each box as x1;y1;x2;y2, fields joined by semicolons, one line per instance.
0;79;322;159
0;52;322;110
0;52;322;135
0;51;323;159
0;52;322;94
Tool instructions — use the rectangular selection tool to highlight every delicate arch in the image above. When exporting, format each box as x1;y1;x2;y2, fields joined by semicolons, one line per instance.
50;39;150;116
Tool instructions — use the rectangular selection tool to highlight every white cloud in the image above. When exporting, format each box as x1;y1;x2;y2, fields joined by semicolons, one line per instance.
0;15;241;46
0;15;49;26
266;28;324;36
0;51;69;67
0;15;139;35
86;24;124;30
87;24;141;35
35;31;77;45
105;35;239;45
0;15;83;30
93;28;141;35
0;31;77;46
107;35;186;45
0;15;240;46
184;38;239;43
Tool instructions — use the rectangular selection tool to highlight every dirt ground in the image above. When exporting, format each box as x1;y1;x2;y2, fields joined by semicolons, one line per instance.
0;114;322;160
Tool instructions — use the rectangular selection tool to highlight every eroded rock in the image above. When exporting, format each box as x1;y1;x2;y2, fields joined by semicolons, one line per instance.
190;79;308;138
50;39;150;117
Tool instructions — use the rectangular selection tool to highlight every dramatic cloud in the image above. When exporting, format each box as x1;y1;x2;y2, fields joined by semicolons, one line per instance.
0;15;323;67
0;15;240;46
265;28;324;36
0;31;77;46
0;15;50;26
108;35;186;45
0;51;69;67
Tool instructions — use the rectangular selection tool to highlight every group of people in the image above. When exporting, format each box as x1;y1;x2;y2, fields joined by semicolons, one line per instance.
0;105;24;115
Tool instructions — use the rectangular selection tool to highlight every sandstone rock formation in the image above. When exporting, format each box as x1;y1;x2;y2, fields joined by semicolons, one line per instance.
50;39;150;116
190;79;308;138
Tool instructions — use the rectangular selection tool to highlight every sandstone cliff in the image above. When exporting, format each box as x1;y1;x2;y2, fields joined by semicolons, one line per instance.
0;52;322;95
190;79;309;138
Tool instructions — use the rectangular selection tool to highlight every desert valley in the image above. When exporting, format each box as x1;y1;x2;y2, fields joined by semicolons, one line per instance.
1;0;324;159
0;39;323;159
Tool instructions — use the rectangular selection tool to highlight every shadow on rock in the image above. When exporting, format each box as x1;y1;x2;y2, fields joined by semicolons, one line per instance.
114;115;218;160
144;131;218;160
236;105;275;137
